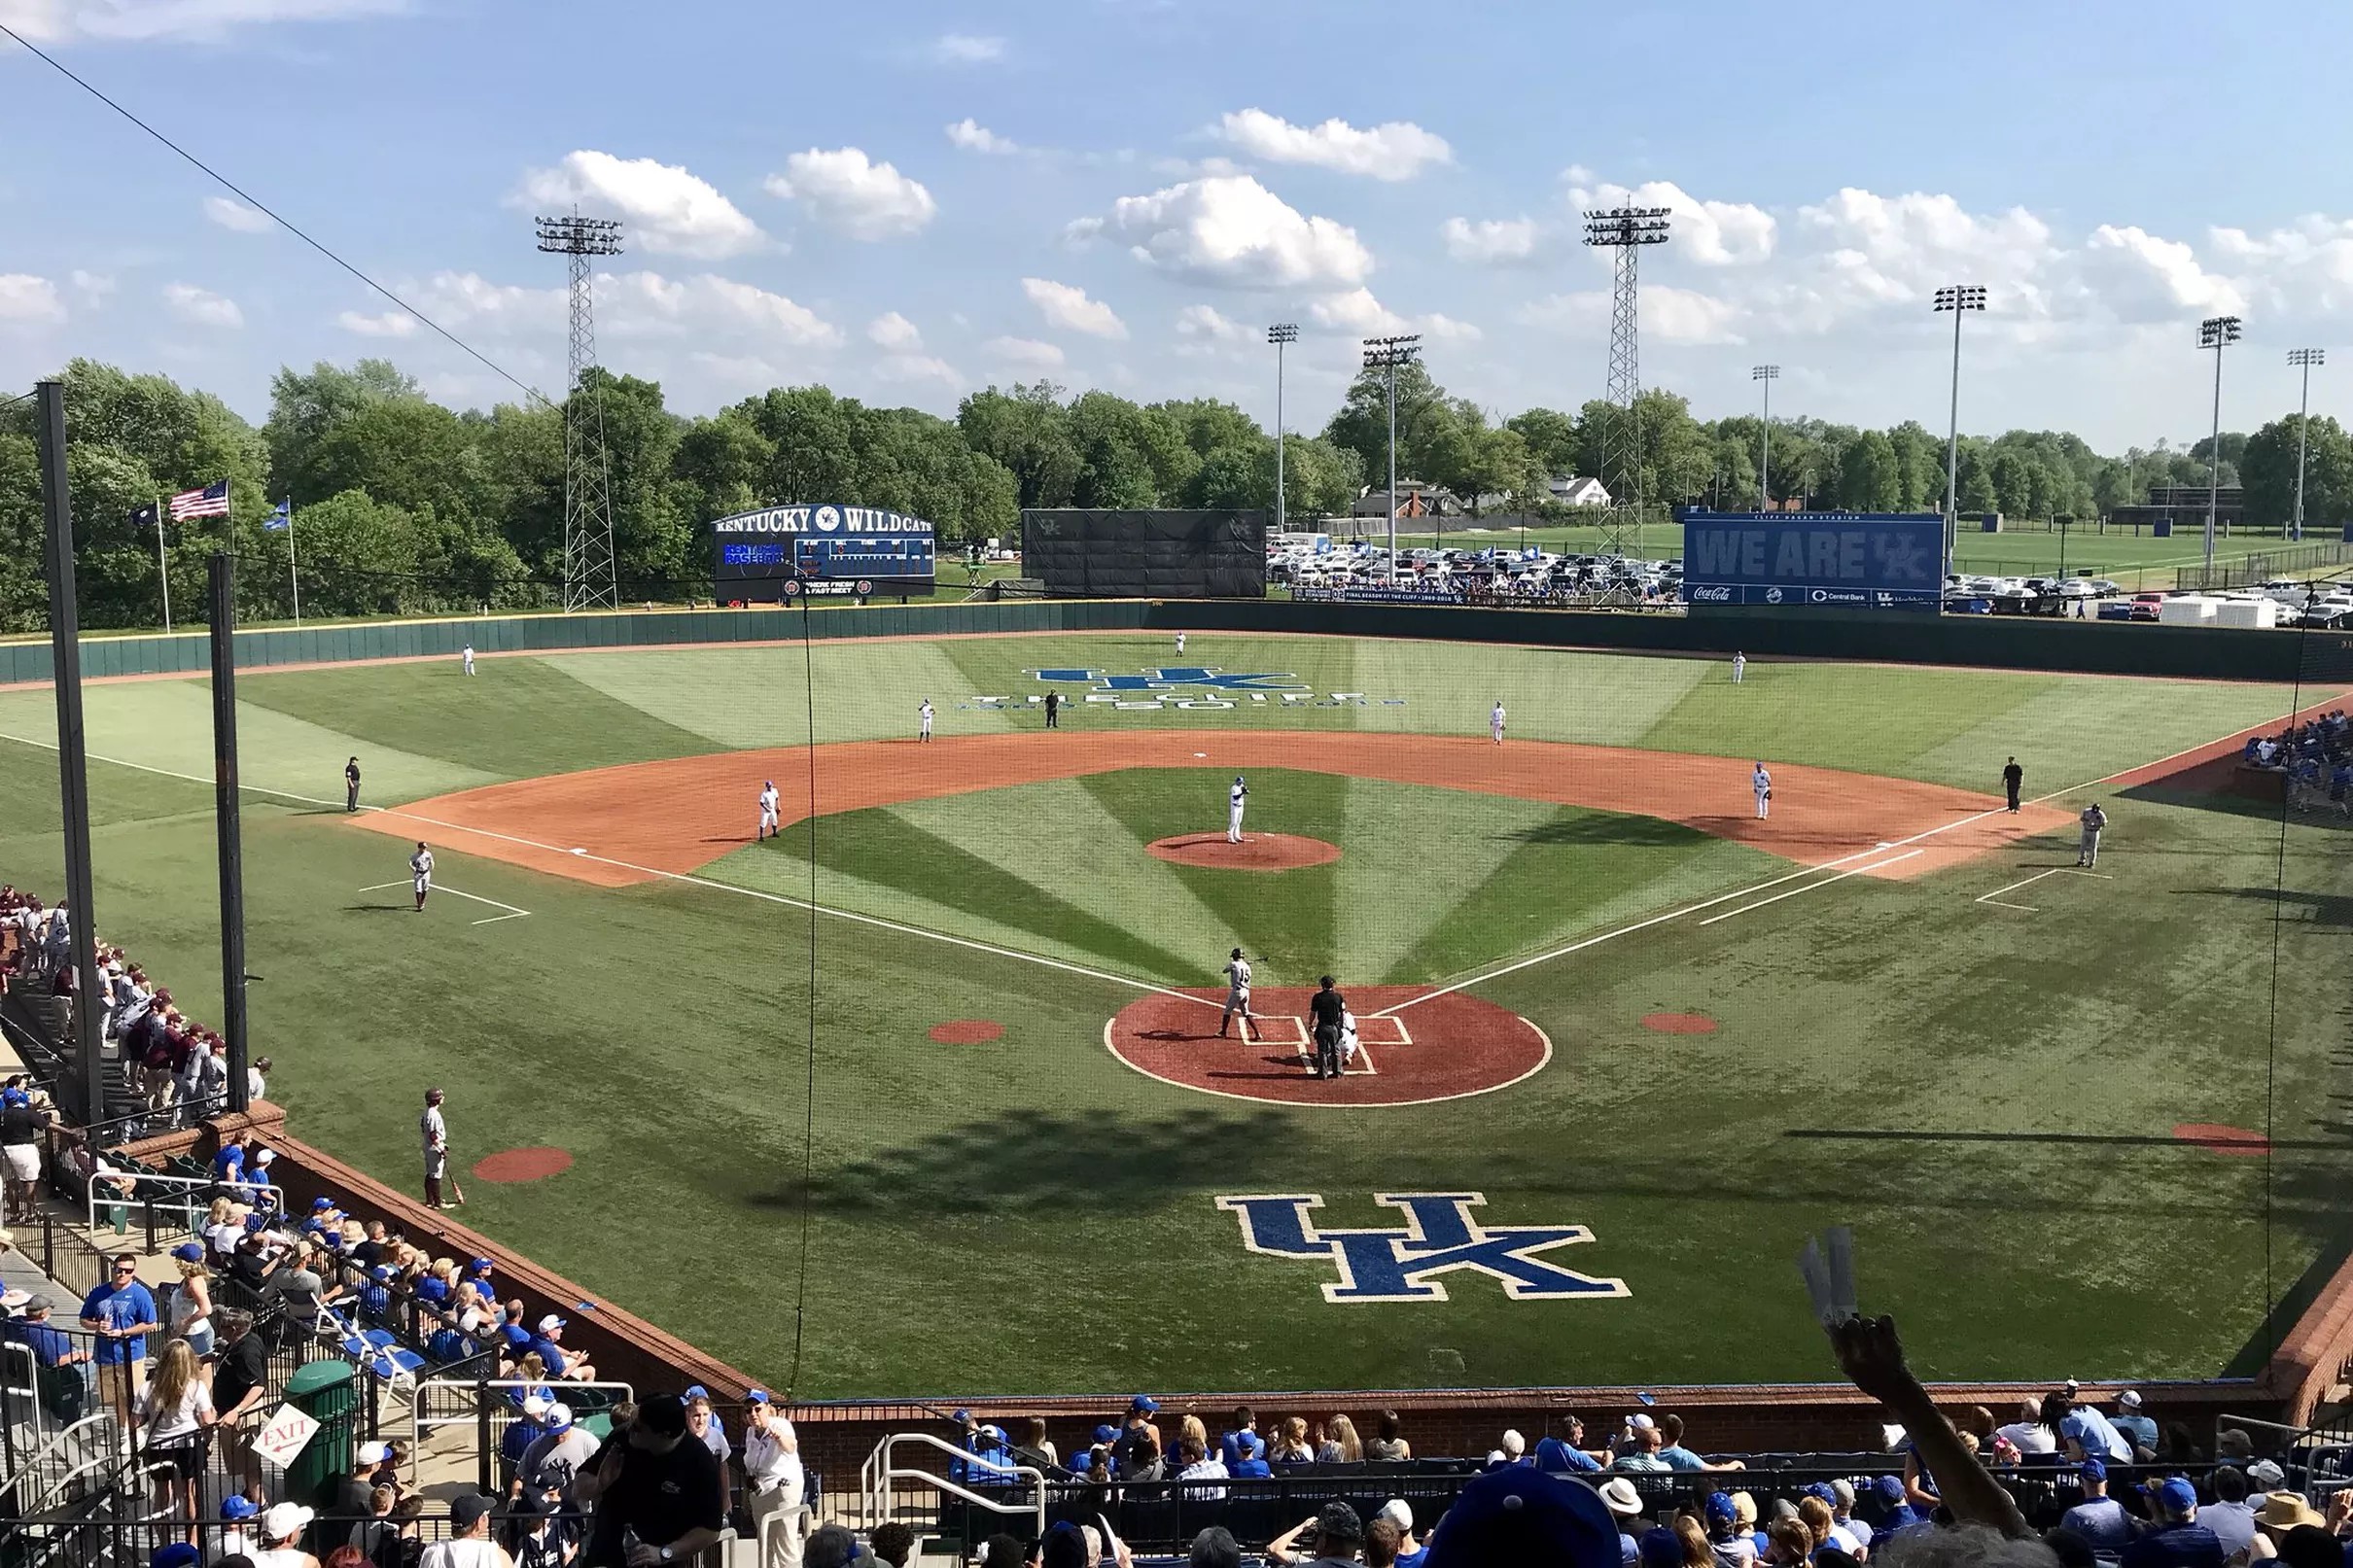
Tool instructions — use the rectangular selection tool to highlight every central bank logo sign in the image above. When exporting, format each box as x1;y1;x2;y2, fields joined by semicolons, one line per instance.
1216;1193;1628;1304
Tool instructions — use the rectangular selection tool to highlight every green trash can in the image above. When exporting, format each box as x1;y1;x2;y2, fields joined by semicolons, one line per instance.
282;1358;358;1514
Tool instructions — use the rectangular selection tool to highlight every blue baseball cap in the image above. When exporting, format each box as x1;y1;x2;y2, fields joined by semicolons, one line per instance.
747;1390;770;1405
1238;1431;1264;1457
2159;1478;2198;1515
1804;1482;1839;1506
310;1196;334;1211
1131;1396;1157;1413
952;1409;971;1424
2081;1459;2107;1482
1424;1466;1621;1568
468;1258;494;1275
151;1545;201;1568
169;1242;204;1263
221;1496;260;1520
368;1266;393;1282
685;1384;709;1399
1639;1528;1683;1568
1;1089;26;1107
1094;1423;1118;1445
1873;1476;1905;1503
1705;1493;1738;1524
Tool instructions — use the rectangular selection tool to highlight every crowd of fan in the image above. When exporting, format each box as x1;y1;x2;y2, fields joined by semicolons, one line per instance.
2240;714;2353;812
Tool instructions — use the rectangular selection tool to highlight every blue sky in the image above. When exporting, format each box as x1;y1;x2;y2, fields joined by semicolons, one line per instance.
3;0;2347;451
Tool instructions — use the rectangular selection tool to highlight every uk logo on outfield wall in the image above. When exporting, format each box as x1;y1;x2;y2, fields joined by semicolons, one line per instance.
1215;1193;1629;1304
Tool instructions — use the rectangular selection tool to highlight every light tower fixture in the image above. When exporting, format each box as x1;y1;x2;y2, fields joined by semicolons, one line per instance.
535;211;626;612
1268;323;1299;536
1933;285;1987;582
2289;348;2325;541
1751;366;1779;511
1360;334;1422;573
2198;315;2243;573
1583;206;1673;565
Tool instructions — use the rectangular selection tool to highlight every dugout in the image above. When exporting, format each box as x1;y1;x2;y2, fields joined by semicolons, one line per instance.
1021;508;1266;599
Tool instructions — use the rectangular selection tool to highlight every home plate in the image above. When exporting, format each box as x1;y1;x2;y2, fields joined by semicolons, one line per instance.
571;847;586;855
1195;752;1207;757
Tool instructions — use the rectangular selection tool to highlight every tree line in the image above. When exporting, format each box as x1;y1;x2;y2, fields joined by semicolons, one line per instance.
0;354;2345;632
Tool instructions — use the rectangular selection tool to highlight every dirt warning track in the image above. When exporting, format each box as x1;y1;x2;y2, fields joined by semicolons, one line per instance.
349;730;2061;888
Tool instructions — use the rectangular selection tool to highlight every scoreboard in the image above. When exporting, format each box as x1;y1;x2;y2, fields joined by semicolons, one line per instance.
710;504;937;600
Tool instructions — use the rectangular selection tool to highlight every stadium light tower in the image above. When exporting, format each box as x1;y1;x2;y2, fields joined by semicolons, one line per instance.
1751;366;1779;510
1583;206;1671;562
1269;323;1299;536
2199;315;2243;573
535;210;625;612
1361;334;1422;573
1933;285;1986;579
2290;348;2326;540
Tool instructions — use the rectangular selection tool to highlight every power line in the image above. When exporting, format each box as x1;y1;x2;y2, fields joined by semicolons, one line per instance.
0;21;549;409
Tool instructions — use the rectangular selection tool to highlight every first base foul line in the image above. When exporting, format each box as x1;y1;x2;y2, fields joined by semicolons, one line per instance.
356;881;531;925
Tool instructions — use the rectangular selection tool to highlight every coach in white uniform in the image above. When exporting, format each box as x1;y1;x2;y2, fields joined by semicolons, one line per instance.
1227;775;1248;843
919;700;934;743
757;782;781;841
1219;949;1259;1040
1752;763;1772;819
410;842;434;911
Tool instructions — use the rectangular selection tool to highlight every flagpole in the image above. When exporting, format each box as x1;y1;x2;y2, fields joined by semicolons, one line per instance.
155;494;172;634
287;500;300;625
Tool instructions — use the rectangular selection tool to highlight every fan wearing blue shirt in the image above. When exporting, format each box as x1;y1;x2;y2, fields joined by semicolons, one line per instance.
2061;1460;2138;1559
2053;1393;2135;1463
1229;1431;1272;1479
1536;1414;1605;1474
79;1254;158;1423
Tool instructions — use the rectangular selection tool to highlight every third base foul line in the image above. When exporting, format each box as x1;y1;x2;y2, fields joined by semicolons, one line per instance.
1697;850;1925;926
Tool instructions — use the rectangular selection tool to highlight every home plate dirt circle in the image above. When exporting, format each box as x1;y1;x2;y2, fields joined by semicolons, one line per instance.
1107;987;1549;1107
472;1147;575;1183
1146;833;1341;871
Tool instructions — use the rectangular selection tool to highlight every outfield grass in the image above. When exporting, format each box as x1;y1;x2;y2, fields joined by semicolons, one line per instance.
0;633;2342;1397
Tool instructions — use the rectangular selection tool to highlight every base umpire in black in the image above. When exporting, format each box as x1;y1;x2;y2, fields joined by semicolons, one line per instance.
1308;975;1346;1080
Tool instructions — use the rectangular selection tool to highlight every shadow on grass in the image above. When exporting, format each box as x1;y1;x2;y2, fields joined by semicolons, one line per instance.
1500;816;1699;848
755;1105;1290;1215
2182;888;2353;928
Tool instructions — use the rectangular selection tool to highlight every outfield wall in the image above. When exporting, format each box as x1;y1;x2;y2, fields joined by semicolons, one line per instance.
0;599;2336;685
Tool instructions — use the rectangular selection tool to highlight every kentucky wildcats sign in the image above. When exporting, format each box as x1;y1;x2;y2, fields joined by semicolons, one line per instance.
1216;1193;1628;1304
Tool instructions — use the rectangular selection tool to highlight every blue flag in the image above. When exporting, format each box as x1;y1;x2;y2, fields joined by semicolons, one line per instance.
263;500;291;533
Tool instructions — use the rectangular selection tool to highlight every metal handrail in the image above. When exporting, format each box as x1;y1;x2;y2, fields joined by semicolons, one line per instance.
408;1375;636;1489
861;1431;1045;1542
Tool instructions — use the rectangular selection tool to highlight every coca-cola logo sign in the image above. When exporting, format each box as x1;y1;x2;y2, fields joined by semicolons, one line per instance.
1686;585;1733;602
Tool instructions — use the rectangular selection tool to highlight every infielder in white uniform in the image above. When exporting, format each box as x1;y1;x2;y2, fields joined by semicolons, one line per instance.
1176;630;1187;655
757;781;781;841
1732;651;1746;684
1227;775;1248;843
1491;701;1506;745
2077;802;2108;867
409;842;434;911
1218;948;1260;1040
1752;762;1773;819
1338;1009;1360;1072
461;643;475;677
918;700;934;742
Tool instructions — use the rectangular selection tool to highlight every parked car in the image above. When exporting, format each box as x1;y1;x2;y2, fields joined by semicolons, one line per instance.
2128;592;2166;621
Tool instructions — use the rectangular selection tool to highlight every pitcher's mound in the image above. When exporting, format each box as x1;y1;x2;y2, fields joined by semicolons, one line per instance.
1148;833;1340;871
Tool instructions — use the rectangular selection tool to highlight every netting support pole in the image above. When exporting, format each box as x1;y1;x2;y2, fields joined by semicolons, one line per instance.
35;381;106;1125
208;553;251;1116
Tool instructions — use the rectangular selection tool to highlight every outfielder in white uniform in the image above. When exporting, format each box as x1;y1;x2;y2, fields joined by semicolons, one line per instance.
461;643;475;677
1491;701;1506;745
757;782;781;841
1227;775;1248;843
1176;631;1187;655
918;700;933;743
1218;949;1260;1041
1732;651;1746;684
1338;1009;1360;1072
1752;762;1772;819
409;843;434;911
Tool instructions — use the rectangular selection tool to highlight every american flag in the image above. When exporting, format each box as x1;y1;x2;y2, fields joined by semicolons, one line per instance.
168;480;229;521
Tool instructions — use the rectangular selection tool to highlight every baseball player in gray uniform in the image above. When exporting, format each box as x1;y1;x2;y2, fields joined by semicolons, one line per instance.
1227;775;1248;843
1218;949;1260;1040
1752;762;1772;819
2077;802;2108;867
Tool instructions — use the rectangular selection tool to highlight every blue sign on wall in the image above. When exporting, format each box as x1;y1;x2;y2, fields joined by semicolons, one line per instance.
1679;512;1943;611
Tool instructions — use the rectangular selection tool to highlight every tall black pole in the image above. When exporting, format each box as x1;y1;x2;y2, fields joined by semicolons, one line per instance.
208;554;250;1114
35;382;106;1123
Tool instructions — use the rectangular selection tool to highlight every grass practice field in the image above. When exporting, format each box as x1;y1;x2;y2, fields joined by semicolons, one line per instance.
0;629;2347;1400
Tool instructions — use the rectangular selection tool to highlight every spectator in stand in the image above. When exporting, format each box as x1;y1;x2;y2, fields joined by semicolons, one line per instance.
1659;1414;1746;1474
2121;1479;2225;1568
249;1056;272;1104
253;1502;323;1568
1872;1476;1922;1536
1176;1434;1230;1501
1598;1479;1645;1561
520;1404;598;1508
1;1085;47;1223
8;1293;93;1417
1537;1415;1607;1475
80;1251;158;1427
419;1493;512;1568
1490;1429;1529;1467
1268;1501;1365;1567
683;1387;730;1466
506;1497;575;1568
166;1241;215;1356
1800;1492;1862;1556
1317;1413;1363;1463
211;1308;273;1490
1366;1516;1405;1568
1996;1398;2059;1456
501;1395;554;1496
1379;1502;1424;1567
741;1390;804;1568
1760;1518;1813;1568
1123;1395;1164;1452
1366;1409;1413;1460
869;1522;915;1568
135;1338;213;1536
1420;1464;1624;1568
1119;1429;1166;1483
1189;1527;1244;1568
1231;1431;1273;1479
2053;1393;2135;1464
1675;1516;1718;1568
1612;1420;1672;1473
2198;1468;2259;1562
203;1197;245;1261
2060;1460;2136;1560
496;1302;535;1366
1269;1416;1315;1465
351;1221;392;1272
574;1394;724;1568
219;1495;263;1561
1220;1406;1257;1467
1705;1493;1756;1568
530;1314;598;1382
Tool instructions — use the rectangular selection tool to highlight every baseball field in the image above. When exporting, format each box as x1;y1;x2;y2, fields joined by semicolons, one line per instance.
0;626;2345;1400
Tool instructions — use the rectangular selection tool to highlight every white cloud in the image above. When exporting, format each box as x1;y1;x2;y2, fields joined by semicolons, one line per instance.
932;32;1004;64
2082;226;2247;321
163;282;242;329
1071;174;1371;291
867;311;924;352
1419;313;1483;343
1571;176;1776;266
335;308;415;337
1311;288;1481;342
1175;303;1252;345
202;195;273;234
1441;216;1540;265
1;0;402;43
406;268;838;350
1022;277;1127;339
1643;285;1742;345
2209;216;2353;316
0;274;66;326
983;335;1065;368
1517;292;1608;334
517;151;764;260
1216;109;1452;182
873;354;962;386
945;119;1018;155
68;269;114;305
765;148;936;240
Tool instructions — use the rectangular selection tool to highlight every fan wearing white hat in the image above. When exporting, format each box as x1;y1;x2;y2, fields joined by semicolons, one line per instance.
519;1402;597;1506
2112;1389;2159;1456
1379;1500;1426;1565
252;1501;316;1566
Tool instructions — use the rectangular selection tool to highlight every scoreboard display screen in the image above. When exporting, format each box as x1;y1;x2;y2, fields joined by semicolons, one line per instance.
710;504;937;600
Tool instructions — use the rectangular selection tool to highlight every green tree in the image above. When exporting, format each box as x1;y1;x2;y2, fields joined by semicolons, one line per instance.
1504;407;1580;476
1956;443;1998;514
1836;430;1902;512
1990;452;2032;517
958;383;1080;509
2242;414;2353;531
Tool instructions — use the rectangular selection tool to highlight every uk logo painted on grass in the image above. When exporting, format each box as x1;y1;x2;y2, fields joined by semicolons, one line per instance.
1215;1193;1629;1304
1033;667;1310;692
